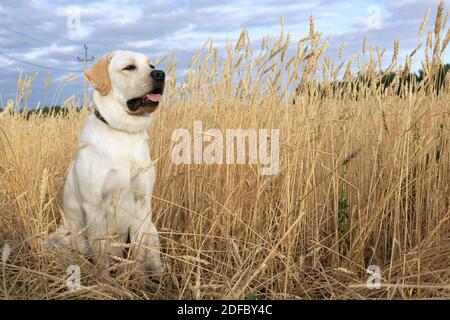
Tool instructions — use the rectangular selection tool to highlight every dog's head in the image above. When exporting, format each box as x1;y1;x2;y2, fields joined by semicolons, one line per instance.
85;50;165;116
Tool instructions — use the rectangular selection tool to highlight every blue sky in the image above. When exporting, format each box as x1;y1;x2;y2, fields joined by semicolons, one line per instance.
0;0;448;108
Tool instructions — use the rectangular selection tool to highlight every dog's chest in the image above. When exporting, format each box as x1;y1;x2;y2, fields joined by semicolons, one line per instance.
100;158;155;228
96;131;156;204
104;155;155;195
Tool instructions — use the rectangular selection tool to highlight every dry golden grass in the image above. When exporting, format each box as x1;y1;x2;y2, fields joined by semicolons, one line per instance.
0;3;449;299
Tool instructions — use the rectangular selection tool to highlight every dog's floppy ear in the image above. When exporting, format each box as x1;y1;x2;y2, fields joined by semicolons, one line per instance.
85;53;113;96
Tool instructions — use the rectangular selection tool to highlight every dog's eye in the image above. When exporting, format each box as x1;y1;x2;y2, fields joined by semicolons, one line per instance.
149;64;155;69
123;64;136;71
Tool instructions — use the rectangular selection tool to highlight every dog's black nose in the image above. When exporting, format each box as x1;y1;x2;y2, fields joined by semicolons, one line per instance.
150;70;165;83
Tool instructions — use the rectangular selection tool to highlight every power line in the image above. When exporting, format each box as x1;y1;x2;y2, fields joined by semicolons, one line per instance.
0;52;83;73
0;13;100;60
0;24;52;46
0;24;79;60
0;33;81;62
0;13;83;46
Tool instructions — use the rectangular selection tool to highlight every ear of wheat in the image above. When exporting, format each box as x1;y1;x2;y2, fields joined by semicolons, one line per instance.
0;2;449;300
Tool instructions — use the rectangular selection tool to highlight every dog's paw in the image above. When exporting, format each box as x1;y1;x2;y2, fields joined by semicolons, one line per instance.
44;227;72;252
143;272;166;293
148;256;165;274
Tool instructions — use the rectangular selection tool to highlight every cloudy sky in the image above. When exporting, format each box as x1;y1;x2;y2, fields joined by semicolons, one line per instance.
0;0;448;108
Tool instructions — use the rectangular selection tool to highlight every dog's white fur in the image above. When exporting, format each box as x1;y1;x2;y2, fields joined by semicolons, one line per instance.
46;51;163;272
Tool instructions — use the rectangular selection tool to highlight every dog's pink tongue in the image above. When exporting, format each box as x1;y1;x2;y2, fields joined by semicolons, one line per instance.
146;93;162;102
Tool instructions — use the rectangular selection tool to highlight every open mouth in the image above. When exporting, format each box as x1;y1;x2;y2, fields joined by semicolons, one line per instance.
127;86;164;114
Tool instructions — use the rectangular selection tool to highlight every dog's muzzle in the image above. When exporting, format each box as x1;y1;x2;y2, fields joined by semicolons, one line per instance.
127;70;165;114
151;70;165;83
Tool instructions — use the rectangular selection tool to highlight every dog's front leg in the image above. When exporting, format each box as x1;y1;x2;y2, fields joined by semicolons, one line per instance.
130;217;163;273
81;201;111;272
128;182;163;273
126;167;163;273
75;158;121;274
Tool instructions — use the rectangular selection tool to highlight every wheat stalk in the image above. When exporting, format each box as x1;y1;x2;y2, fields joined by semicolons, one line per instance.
0;4;449;301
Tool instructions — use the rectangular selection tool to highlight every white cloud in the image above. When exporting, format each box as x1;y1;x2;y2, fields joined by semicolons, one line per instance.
126;40;157;49
0;0;448;107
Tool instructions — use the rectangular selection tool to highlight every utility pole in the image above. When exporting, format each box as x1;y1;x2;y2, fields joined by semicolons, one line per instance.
77;44;94;108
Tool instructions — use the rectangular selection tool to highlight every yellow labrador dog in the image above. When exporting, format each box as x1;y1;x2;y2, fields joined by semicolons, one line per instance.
46;51;164;273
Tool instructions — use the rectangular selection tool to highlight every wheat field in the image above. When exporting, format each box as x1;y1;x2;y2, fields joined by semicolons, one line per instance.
0;3;449;300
